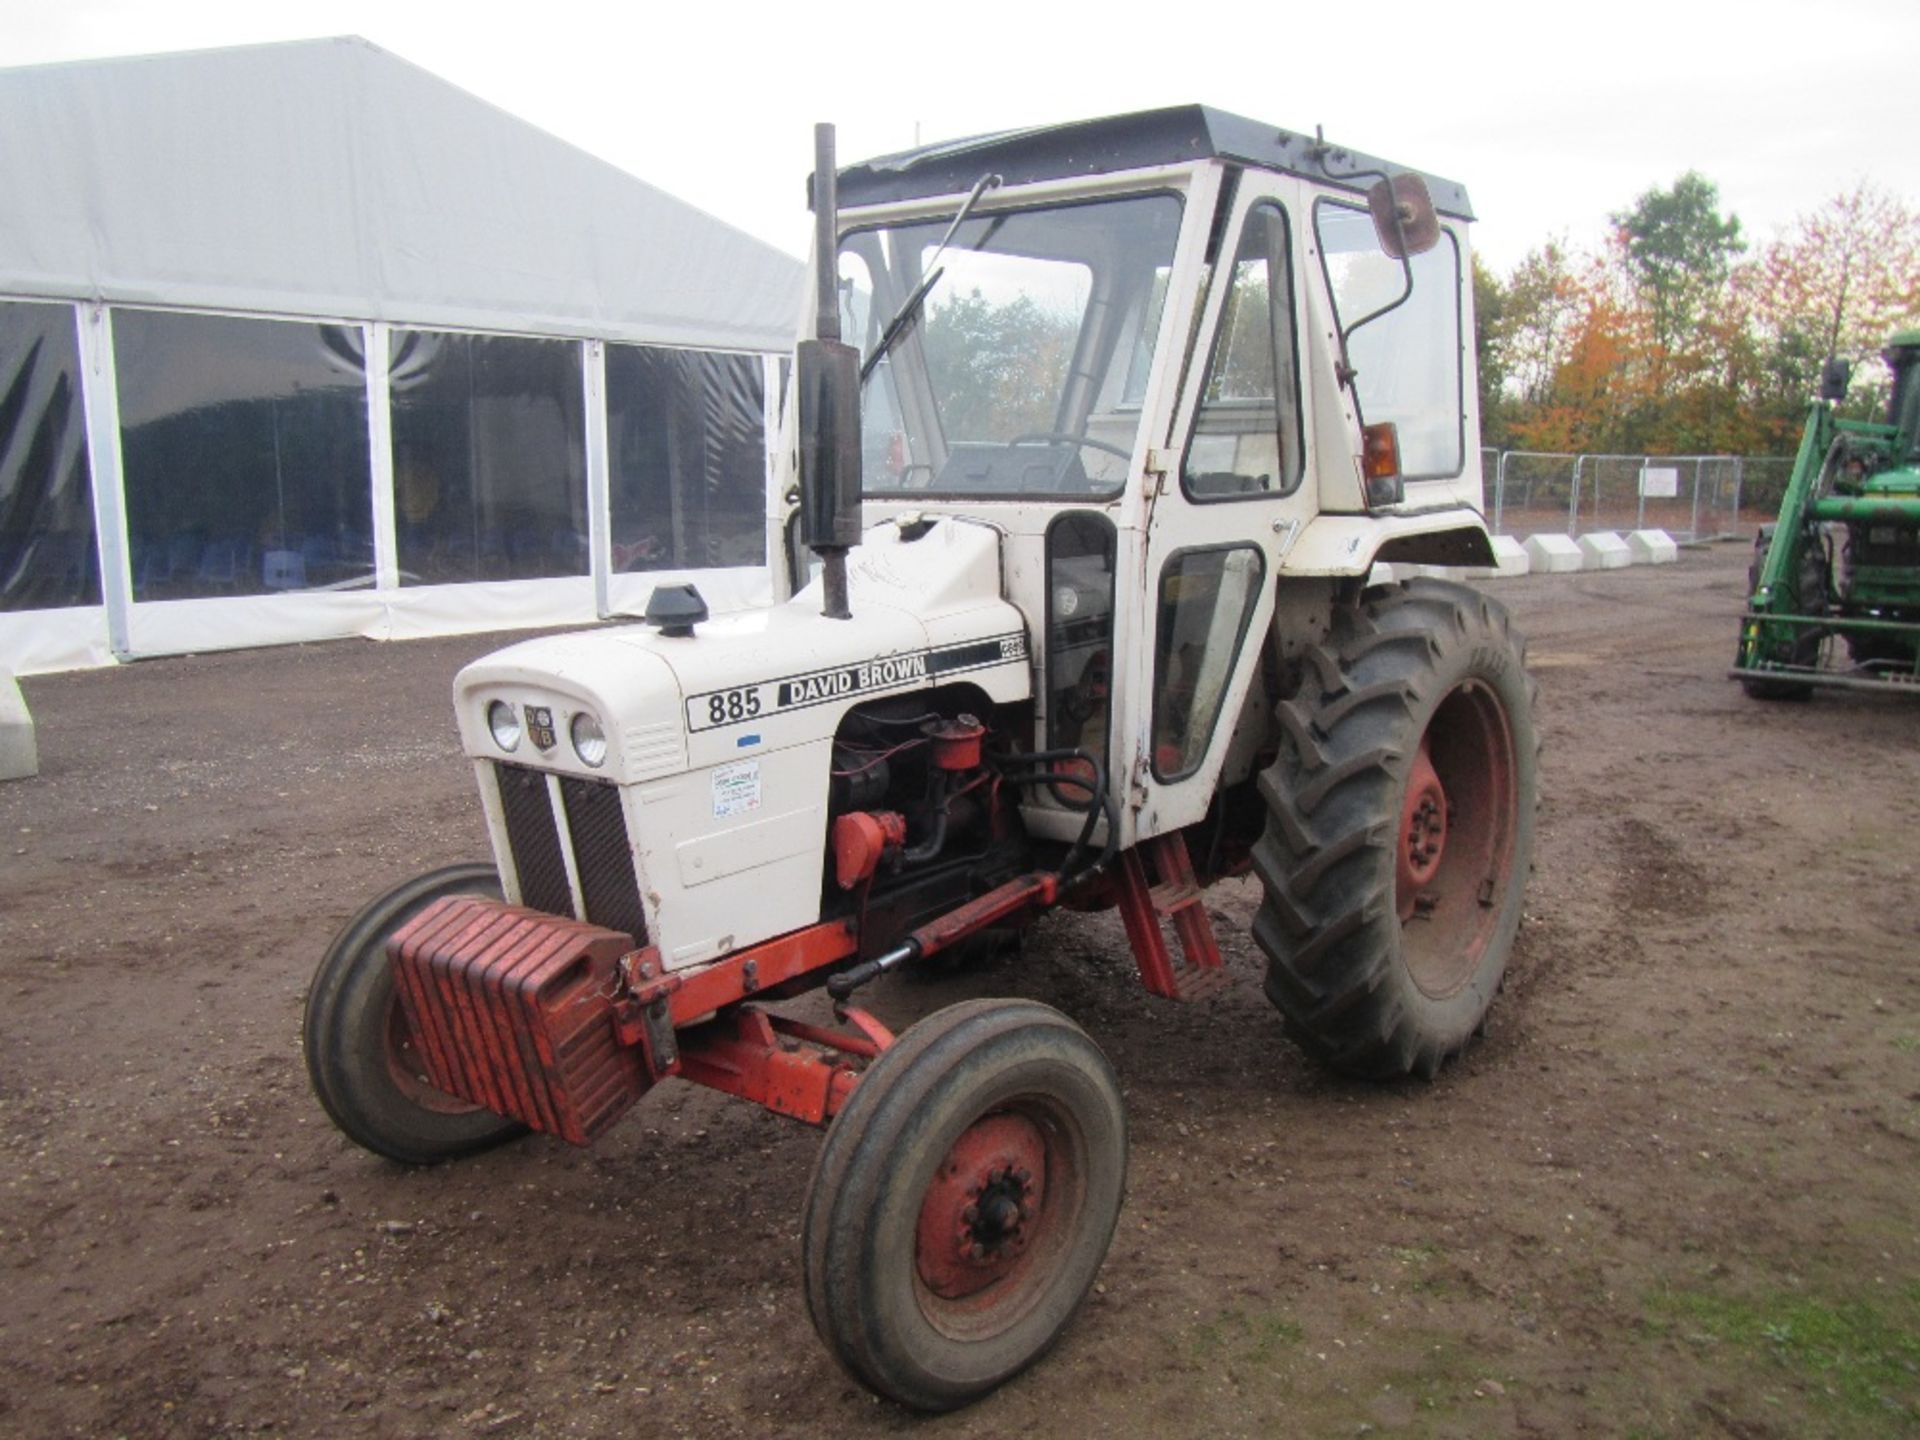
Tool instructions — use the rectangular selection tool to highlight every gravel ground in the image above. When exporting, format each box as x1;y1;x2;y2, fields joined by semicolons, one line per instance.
3;542;1916;1439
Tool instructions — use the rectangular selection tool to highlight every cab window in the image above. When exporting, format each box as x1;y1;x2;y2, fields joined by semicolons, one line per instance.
1315;202;1464;479
1180;203;1302;500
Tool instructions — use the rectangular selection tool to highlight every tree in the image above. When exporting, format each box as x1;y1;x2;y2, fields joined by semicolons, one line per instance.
919;288;1079;440
1744;181;1920;424
1498;241;1587;409
1471;254;1510;447
1612;172;1744;355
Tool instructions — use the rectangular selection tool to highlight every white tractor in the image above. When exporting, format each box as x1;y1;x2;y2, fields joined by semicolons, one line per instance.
304;107;1537;1410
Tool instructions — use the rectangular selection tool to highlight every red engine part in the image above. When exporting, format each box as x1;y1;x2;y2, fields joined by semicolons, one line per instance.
832;809;907;889
924;714;986;771
388;895;647;1146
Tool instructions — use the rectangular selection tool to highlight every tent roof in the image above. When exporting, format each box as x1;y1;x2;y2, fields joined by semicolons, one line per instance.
0;37;803;353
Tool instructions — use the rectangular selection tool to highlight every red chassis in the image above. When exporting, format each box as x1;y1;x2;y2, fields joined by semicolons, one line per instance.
384;839;1225;1146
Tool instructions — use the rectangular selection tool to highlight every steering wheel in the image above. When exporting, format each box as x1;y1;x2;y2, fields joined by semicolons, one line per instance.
1007;431;1132;460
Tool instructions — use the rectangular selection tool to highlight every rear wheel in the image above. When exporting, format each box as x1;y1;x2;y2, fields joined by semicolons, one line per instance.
802;999;1126;1411
1253;578;1538;1079
303;863;527;1164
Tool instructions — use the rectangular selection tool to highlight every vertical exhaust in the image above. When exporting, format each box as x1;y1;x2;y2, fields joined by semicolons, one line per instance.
797;122;863;620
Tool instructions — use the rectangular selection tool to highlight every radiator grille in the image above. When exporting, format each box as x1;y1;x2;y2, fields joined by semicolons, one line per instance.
560;777;647;941
494;763;573;916
491;763;647;943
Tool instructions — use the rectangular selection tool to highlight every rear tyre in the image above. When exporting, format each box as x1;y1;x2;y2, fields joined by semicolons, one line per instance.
1253;578;1538;1079
303;863;527;1165
802;999;1126;1411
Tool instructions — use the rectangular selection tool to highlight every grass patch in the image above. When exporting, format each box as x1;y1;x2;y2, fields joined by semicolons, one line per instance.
1188;1307;1305;1365
1390;1241;1452;1295
1644;1282;1920;1431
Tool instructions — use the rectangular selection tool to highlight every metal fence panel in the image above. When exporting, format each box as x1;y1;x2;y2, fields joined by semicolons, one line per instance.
1481;451;1798;541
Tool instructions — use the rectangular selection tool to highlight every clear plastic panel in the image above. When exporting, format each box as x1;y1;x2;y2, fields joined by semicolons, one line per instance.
115;309;372;600
389;330;586;585
0;301;96;611
606;345;767;571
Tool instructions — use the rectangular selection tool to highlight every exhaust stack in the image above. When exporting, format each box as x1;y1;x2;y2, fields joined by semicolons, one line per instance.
797;122;863;620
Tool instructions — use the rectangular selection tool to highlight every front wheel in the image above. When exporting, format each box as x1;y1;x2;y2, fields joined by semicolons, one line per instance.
1253;578;1539;1079
802;999;1127;1411
1739;525;1826;701
303;863;528;1164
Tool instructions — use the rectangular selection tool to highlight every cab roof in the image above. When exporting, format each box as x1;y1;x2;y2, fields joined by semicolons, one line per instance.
833;104;1474;222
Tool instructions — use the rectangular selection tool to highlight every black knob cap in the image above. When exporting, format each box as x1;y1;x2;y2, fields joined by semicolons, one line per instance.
644;583;708;637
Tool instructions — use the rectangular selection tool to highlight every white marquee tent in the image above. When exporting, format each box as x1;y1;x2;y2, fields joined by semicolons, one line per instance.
0;37;805;674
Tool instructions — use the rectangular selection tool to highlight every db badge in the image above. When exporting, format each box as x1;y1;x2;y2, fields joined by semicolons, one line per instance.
524;704;557;751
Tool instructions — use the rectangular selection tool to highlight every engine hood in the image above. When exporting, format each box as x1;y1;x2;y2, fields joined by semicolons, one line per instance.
453;516;1033;783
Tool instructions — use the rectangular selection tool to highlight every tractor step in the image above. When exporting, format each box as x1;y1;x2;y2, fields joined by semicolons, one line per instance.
1148;876;1202;918
1116;832;1228;1002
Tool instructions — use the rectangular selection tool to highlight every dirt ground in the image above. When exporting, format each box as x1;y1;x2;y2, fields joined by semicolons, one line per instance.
4;543;1917;1440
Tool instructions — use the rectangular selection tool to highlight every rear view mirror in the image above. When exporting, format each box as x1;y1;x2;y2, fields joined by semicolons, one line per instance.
1367;173;1440;259
1819;356;1852;403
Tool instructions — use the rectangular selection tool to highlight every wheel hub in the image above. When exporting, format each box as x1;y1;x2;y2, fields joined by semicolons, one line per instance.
1397;735;1448;915
916;1113;1048;1300
383;994;482;1116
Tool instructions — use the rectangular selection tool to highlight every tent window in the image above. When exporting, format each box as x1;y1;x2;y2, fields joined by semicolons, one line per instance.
114;309;373;600
607;346;766;571
389;331;587;586
0;301;97;611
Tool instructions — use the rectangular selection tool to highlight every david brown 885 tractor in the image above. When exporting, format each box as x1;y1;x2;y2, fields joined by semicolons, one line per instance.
1733;333;1920;698
304;108;1538;1410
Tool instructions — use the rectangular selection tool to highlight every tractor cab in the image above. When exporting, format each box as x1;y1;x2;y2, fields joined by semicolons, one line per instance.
777;106;1496;850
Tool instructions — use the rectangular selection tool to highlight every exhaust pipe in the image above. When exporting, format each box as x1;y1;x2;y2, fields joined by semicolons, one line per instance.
797;122;863;620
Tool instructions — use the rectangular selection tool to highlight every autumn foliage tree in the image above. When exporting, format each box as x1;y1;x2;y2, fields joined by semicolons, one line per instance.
1477;177;1920;457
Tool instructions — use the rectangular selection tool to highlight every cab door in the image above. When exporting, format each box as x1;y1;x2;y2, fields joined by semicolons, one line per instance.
1118;173;1316;839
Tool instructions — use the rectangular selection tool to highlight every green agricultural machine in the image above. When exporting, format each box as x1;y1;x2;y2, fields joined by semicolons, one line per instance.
1734;331;1920;698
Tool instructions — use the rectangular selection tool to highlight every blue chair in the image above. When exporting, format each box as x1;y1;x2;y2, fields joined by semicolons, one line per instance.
198;539;240;590
299;534;336;581
262;549;307;590
167;532;199;577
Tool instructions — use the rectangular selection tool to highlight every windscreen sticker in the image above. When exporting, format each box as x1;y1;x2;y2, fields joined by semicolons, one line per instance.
711;760;762;818
684;631;1028;733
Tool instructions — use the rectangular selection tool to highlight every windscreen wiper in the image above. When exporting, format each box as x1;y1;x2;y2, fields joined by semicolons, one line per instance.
858;170;1002;381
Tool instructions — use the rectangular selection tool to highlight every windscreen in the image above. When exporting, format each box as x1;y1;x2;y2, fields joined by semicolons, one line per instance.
840;193;1184;498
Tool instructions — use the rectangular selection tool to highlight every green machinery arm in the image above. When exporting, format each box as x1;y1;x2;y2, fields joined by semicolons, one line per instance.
1733;348;1920;691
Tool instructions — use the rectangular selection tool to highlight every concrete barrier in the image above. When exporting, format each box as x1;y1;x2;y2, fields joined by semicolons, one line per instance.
1464;535;1531;579
1577;531;1633;570
1;670;37;781
1628;529;1679;564
1523;534;1584;574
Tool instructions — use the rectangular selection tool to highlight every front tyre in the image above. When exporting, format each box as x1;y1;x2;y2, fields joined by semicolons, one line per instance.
303;863;528;1164
1739;525;1825;701
1253;578;1539;1079
802;999;1127;1411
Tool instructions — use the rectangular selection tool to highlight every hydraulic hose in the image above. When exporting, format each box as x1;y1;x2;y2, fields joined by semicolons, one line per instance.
997;746;1116;883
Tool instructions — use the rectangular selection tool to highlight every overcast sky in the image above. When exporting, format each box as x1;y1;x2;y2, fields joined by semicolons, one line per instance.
6;0;1917;275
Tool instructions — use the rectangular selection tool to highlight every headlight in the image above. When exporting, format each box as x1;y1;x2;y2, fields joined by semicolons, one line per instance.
570;710;608;768
487;699;521;752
